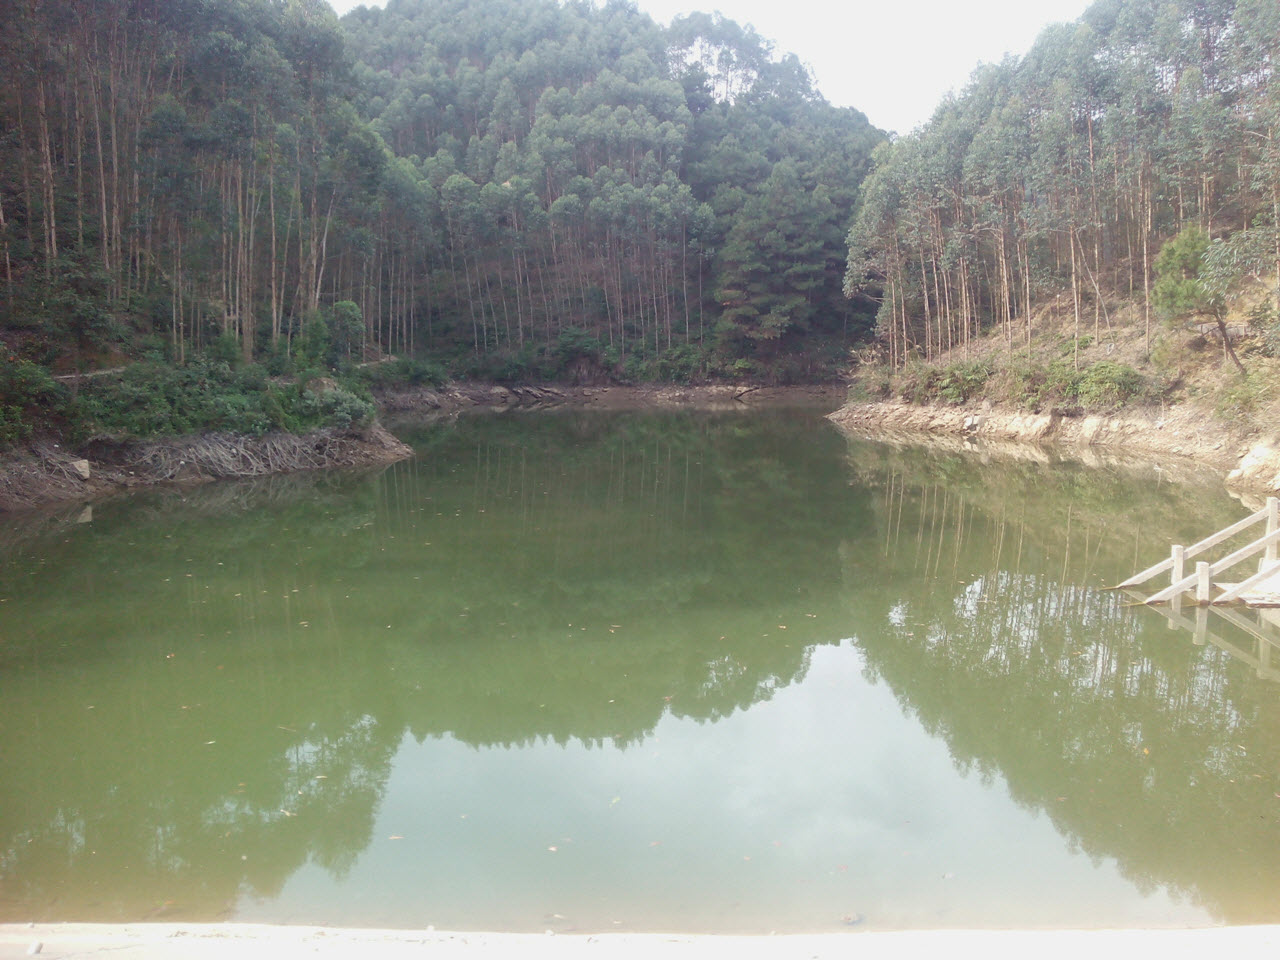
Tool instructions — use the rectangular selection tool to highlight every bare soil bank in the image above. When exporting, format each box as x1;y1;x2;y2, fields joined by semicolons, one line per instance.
2;922;1277;960
827;399;1280;497
0;424;412;513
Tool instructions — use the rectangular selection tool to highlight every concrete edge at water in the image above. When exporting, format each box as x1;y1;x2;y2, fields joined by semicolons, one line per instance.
3;924;1278;959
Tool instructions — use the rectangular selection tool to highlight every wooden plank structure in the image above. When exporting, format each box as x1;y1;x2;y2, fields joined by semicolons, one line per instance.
1125;589;1280;681
1119;497;1280;607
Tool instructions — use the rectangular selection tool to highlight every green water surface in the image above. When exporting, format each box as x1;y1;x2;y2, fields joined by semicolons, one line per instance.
1;407;1278;932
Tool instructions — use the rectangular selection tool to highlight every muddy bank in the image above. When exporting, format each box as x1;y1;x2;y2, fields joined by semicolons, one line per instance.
828;399;1280;496
0;424;411;513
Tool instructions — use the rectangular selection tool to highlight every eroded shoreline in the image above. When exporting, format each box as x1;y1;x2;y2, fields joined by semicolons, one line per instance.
827;399;1280;497
0;385;843;512
6;385;1277;513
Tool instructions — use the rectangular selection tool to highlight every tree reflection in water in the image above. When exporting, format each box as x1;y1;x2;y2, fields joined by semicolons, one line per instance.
1;414;1277;926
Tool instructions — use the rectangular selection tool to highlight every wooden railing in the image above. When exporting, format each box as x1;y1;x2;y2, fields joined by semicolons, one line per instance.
1126;591;1280;681
1119;497;1280;606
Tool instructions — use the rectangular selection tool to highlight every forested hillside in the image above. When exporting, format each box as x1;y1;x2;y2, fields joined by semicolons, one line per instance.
0;0;882;440
845;0;1280;372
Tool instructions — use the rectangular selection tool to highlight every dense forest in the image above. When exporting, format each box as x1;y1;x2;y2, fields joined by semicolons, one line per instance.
2;0;1278;449
0;0;881;445
845;0;1280;369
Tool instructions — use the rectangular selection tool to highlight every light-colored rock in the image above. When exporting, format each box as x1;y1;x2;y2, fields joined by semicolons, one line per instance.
71;459;91;480
1226;442;1280;492
826;399;1279;494
1080;417;1105;444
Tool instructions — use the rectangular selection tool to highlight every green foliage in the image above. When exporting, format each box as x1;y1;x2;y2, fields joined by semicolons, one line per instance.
844;0;1280;374
72;360;374;440
1058;335;1092;356
897;357;1150;413
1002;359;1149;412
0;355;70;446
1;0;886;394
1214;370;1271;420
356;357;449;391
1075;361;1147;409
1247;300;1280;357
936;359;994;405
1153;228;1217;321
895;359;993;405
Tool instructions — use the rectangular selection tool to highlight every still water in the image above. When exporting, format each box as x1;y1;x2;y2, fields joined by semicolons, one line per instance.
2;407;1278;932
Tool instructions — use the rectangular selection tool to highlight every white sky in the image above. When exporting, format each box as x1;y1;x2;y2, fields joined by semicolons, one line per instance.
328;0;1096;134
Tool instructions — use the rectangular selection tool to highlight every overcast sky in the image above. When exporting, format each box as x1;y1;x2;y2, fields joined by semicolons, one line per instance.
327;0;1095;135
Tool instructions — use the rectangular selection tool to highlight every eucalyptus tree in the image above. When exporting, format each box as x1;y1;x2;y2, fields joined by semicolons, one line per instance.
844;0;1280;370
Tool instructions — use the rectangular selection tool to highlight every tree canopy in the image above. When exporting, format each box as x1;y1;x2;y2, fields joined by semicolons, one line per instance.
844;0;1280;368
0;0;884;403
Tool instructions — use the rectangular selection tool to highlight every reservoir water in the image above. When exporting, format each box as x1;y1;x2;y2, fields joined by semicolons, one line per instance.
2;406;1278;932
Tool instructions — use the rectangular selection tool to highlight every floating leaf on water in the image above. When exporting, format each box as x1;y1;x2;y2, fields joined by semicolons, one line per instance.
388;835;405;840
548;846;558;852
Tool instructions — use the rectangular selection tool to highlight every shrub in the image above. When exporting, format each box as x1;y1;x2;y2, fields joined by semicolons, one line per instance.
357;356;449;390
653;344;709;383
1215;370;1270;420
936;359;993;404
72;359;375;440
0;355;71;446
1075;361;1147;409
295;386;375;433
1248;300;1280;357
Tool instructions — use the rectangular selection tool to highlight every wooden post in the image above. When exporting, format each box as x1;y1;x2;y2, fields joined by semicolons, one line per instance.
1197;561;1211;604
1171;544;1185;616
1265;498;1278;572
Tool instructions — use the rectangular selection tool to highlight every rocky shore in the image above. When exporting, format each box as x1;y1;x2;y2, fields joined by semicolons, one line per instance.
0;423;412;512
827;399;1280;496
9;386;1272;512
